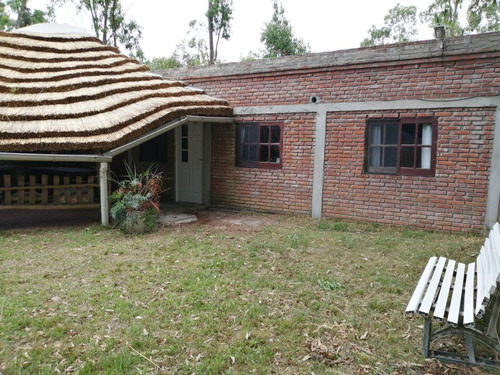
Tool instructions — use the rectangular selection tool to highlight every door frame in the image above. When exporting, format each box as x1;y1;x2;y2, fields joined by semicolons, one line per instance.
175;122;212;206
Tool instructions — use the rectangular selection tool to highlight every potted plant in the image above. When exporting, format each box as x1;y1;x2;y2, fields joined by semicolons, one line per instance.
109;162;164;234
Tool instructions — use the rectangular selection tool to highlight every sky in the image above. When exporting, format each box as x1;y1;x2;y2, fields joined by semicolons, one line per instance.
29;0;436;62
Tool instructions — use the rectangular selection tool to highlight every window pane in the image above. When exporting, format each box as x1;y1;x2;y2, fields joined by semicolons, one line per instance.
384;147;397;167
241;146;249;162
400;147;415;168
260;145;269;162
260;126;269;143
270;145;280;162
402;123;416;144
422;124;432;146
182;150;188;163
181;138;188;150
421;146;431;169
370;124;382;145
385;124;398;144
249;145;258;161
416;148;422;168
271;126;281;143
249;125;258;142
181;124;188;137
370;146;382;167
241;126;248;143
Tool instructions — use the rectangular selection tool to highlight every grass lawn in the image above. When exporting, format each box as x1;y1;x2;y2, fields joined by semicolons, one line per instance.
0;211;493;374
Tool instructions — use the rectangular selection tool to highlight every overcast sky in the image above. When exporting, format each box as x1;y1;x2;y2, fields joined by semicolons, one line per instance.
29;0;435;62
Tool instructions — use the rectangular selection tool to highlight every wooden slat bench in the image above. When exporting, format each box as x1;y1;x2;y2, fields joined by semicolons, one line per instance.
406;223;500;366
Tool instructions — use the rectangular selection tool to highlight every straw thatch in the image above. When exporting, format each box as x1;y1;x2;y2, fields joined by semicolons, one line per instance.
0;24;232;153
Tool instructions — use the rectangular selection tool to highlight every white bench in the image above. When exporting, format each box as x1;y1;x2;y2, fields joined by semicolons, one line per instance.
405;222;500;366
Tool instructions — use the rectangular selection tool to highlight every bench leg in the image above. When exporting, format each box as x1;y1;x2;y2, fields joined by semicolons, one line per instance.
465;335;476;364
423;318;432;358
487;293;500;342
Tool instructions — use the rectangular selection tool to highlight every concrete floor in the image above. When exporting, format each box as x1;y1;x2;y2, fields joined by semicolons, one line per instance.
0;203;205;230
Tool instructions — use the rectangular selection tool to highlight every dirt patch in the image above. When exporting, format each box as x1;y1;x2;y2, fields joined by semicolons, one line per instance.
193;209;274;231
0;207;273;232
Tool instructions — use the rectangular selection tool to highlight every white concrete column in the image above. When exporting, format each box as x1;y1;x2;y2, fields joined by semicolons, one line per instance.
99;162;109;226
312;109;327;219
485;105;500;228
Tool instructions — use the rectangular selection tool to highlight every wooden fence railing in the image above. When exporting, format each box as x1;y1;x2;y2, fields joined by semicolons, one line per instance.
0;174;99;209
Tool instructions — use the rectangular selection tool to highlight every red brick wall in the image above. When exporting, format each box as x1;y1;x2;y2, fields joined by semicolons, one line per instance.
321;109;494;232
212;114;315;214
163;38;500;231
176;58;499;106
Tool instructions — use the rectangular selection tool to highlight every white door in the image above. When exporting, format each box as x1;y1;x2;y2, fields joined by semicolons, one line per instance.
176;123;203;203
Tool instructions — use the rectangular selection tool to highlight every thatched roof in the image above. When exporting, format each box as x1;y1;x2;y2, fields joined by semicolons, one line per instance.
0;24;232;153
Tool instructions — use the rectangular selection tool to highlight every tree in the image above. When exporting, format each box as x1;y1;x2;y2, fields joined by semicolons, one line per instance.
146;56;182;70
421;0;500;37
420;0;464;36
54;0;143;58
206;0;232;64
467;0;500;33
361;4;418;47
0;0;53;31
173;20;209;67
260;1;310;58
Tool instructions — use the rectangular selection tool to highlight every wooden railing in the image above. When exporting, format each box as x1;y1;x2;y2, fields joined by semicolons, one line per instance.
0;174;99;209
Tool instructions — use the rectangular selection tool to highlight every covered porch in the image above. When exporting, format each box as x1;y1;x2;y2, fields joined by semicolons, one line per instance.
0;25;232;226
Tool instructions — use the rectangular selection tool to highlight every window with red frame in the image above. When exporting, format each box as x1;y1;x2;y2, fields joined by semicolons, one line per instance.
235;122;283;168
366;117;437;176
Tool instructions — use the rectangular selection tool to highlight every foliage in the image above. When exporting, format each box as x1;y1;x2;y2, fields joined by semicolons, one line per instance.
467;0;500;33
146;56;182;70
260;0;310;58
0;0;53;31
53;0;143;59
361;4;418;47
421;0;500;37
207;0;232;64
0;215;484;374
172;19;209;67
239;50;263;62
362;0;499;47
317;279;344;291
109;162;164;233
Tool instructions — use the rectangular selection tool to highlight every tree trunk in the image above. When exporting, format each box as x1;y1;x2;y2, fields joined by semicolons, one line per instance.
14;0;28;29
208;0;215;64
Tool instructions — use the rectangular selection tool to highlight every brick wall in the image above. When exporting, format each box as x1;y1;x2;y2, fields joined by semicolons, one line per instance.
212;114;315;214
321;109;494;232
161;33;500;231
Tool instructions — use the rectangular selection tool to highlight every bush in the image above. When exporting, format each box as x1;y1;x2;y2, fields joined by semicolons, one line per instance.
109;162;164;233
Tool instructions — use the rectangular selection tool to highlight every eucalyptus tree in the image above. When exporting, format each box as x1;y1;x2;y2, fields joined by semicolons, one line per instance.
52;0;143;59
421;0;499;36
361;4;418;46
260;0;310;58
0;0;53;31
362;0;499;47
207;0;232;64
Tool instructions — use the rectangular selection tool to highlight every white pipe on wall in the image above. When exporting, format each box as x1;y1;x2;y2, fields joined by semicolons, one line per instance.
99;162;109;226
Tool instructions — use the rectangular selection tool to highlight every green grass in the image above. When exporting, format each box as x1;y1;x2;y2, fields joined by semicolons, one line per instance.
0;214;487;374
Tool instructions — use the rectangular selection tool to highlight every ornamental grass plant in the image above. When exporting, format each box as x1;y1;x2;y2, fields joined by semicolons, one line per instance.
109;162;164;233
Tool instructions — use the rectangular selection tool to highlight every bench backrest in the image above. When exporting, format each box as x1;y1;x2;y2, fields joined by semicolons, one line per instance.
406;223;500;326
475;222;500;317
